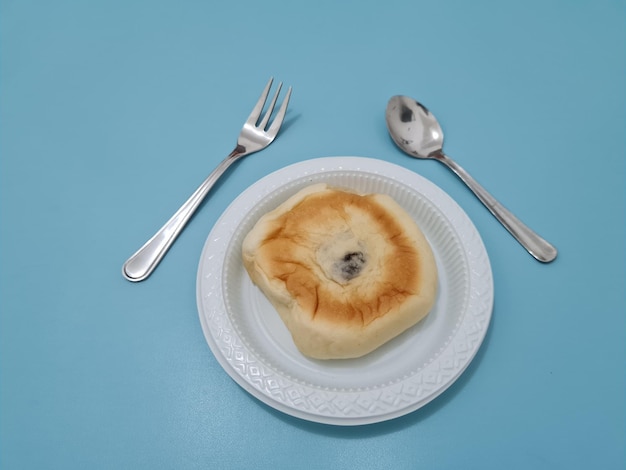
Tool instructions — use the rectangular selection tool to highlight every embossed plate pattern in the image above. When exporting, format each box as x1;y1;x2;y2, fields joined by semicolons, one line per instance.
196;157;493;425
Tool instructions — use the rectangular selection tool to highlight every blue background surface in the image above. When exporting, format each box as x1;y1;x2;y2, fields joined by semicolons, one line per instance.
1;0;624;468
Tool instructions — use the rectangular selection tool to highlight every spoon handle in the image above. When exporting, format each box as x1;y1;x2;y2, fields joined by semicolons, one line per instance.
435;152;557;262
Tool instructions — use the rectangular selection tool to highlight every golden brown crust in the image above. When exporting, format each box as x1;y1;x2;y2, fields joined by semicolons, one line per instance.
242;184;438;359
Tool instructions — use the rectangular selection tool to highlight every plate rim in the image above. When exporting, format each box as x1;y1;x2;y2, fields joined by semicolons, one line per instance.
196;156;494;425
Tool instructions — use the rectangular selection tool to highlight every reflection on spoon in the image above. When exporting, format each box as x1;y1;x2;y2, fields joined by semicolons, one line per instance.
385;95;557;263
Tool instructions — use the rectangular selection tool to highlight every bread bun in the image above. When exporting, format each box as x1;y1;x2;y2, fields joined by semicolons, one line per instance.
242;183;438;359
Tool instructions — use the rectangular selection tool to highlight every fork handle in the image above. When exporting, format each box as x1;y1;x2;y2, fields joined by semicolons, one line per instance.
122;148;244;282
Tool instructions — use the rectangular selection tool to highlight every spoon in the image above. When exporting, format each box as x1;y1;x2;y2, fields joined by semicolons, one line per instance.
385;95;557;263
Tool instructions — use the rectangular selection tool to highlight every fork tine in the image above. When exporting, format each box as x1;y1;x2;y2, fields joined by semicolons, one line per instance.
266;86;292;138
258;81;282;130
245;77;273;126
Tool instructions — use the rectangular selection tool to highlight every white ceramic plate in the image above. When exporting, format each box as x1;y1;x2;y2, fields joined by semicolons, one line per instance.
196;157;493;425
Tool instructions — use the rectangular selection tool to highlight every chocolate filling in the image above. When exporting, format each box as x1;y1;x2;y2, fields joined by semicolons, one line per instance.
336;251;367;281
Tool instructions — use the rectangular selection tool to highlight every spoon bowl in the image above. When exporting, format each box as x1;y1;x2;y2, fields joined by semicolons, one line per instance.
386;97;444;158
385;95;557;263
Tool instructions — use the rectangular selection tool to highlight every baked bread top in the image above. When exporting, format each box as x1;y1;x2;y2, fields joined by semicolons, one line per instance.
242;183;438;359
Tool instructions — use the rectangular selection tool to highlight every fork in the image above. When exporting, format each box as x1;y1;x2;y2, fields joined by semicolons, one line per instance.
122;78;292;282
